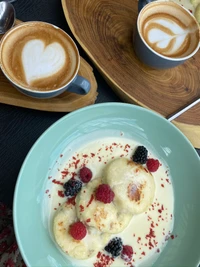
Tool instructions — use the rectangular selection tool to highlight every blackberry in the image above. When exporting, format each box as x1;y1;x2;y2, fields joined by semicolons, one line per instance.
63;178;82;197
132;146;148;164
105;237;123;258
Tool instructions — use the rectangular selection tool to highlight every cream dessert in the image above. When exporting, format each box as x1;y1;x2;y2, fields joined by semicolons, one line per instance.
103;158;155;215
44;135;174;267
76;177;133;233
190;0;200;22
53;201;110;259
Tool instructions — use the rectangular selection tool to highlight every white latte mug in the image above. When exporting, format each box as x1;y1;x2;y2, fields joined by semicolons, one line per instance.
133;1;200;69
0;21;91;98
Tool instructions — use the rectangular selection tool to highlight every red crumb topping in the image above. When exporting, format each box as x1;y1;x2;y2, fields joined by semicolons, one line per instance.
58;191;64;198
61;170;69;177
87;194;94;207
79;205;84;212
52;179;64;186
66;196;76;206
94;252;114;267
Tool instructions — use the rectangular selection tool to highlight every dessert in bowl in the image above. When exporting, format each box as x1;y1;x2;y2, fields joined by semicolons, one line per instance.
51;139;174;266
13;103;200;267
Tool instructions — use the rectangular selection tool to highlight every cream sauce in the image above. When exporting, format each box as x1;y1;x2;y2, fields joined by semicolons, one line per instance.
44;136;174;267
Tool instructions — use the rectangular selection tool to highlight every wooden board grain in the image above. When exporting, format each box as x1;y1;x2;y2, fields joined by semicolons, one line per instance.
61;0;200;147
0;20;98;112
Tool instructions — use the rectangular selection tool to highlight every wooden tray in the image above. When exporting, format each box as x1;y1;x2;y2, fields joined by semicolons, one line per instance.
0;21;98;112
62;0;200;148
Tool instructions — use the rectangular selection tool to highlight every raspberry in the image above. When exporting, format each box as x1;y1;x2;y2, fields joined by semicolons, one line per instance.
63;178;82;197
105;237;123;257
132;146;148;164
95;184;115;204
79;167;92;183
121;245;133;262
146;158;160;172
69;221;87;240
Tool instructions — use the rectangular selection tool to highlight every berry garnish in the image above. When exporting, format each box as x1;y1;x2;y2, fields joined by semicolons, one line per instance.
105;237;123;258
121;245;133;262
79;167;92;183
132;146;148;164
63;178;82;197
95;184;115;204
69;221;87;240
146;158;160;172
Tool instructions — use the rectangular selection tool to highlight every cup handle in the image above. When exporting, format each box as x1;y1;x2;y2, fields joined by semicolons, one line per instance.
67;75;91;95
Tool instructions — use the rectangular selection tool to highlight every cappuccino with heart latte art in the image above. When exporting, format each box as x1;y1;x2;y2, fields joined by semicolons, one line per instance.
0;22;79;91
138;1;199;58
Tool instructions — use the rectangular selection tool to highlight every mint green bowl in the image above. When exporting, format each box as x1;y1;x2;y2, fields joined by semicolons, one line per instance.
13;103;200;267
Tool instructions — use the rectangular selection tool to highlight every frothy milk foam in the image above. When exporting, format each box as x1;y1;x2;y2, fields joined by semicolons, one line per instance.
22;40;66;85
139;2;199;58
0;22;78;91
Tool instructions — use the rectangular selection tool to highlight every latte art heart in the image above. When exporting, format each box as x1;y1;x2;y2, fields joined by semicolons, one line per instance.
22;40;66;85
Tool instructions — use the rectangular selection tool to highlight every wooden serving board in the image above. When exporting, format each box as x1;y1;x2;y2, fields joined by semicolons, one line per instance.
0;21;98;112
62;0;200;148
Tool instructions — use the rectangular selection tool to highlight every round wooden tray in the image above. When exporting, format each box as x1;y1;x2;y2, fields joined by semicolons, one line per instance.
0;21;98;112
62;0;200;148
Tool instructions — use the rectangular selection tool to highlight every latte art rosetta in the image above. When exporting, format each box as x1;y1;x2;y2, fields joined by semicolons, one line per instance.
22;40;66;85
141;13;198;57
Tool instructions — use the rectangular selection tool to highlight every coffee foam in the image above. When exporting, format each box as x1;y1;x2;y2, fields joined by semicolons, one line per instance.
0;22;78;91
139;2;199;58
22;40;66;85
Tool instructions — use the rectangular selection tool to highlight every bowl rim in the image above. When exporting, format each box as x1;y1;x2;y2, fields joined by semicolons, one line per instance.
13;102;200;266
